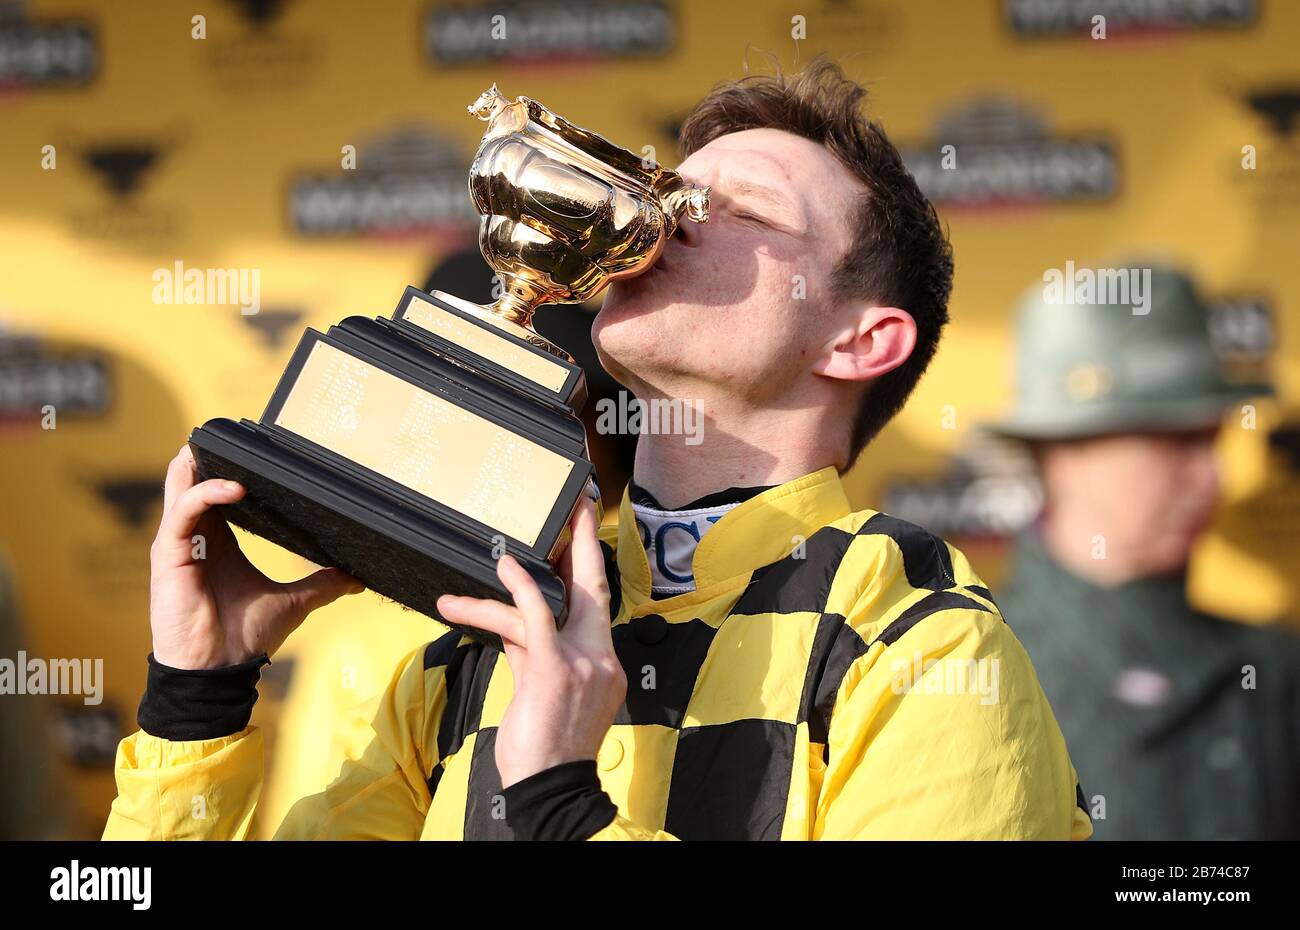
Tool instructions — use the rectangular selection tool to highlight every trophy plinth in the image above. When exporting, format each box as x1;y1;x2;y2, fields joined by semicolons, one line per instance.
187;86;709;638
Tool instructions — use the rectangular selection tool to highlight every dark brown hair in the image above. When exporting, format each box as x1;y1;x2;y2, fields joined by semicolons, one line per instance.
678;53;953;468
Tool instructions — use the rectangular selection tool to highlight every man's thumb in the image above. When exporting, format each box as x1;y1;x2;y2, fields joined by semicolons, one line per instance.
283;567;366;617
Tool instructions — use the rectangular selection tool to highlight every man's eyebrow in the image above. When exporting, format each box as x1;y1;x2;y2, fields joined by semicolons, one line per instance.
716;176;809;237
726;178;797;214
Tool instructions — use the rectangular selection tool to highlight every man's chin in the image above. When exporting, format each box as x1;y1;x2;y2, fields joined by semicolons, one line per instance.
602;274;659;310
595;279;659;333
592;284;672;386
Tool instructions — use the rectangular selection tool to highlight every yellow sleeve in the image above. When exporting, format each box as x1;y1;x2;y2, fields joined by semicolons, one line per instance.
103;726;266;840
274;643;437;839
103;643;438;841
587;816;679;841
257;610;438;837
815;604;1092;840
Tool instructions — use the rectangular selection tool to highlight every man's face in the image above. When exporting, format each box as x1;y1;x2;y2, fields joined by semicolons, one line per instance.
1040;428;1223;577
593;128;865;403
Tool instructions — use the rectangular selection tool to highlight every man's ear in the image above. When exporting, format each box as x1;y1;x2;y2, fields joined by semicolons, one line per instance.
812;304;918;383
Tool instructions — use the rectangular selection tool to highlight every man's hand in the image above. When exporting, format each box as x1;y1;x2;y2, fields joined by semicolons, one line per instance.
149;445;364;670
437;497;625;789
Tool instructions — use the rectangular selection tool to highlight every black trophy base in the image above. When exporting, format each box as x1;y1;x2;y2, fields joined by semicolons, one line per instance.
189;418;571;649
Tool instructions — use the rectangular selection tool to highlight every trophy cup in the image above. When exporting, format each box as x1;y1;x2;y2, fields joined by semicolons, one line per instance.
188;86;710;631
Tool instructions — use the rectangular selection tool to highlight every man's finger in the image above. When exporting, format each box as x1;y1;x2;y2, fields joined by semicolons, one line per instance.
162;444;197;516
562;498;613;644
496;554;558;651
157;479;244;553
568;497;609;595
438;593;526;647
558;527;575;584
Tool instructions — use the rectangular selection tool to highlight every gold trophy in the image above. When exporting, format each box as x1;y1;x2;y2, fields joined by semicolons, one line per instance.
188;86;710;634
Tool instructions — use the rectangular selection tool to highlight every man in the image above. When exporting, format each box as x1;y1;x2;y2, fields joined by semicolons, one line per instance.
992;263;1300;840
104;56;1090;840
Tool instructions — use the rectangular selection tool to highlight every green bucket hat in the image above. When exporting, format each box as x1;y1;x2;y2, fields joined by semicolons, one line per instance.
987;261;1269;441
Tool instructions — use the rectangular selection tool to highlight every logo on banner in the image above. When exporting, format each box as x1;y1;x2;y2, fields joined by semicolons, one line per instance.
883;435;1044;542
240;305;305;350
1208;295;1274;389
1003;0;1257;36
789;1;901;54
0;0;98;89
1234;82;1300;205
55;703;123;767
81;142;165;199
72;471;163;602
899;98;1119;211
200;0;319;92
0;325;112;425
289;126;476;237
65;135;184;240
88;476;165;532
227;0;291;27
1241;85;1300;138
425;0;676;65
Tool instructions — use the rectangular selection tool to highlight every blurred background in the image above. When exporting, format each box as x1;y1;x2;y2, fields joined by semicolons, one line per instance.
0;0;1297;838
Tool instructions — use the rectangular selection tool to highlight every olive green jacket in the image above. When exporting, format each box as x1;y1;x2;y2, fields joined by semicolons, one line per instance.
1000;531;1300;840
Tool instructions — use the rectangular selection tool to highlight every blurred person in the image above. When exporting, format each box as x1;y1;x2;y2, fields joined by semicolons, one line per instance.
0;555;70;839
104;56;1091;841
992;263;1300;840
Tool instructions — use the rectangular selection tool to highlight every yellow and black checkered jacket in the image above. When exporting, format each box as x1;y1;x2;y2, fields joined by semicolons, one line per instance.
104;466;1092;840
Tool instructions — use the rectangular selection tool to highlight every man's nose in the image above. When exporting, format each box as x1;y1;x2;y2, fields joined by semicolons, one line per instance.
673;212;703;247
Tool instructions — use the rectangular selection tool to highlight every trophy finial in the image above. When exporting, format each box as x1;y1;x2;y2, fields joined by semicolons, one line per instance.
659;185;711;226
468;84;507;121
685;186;710;223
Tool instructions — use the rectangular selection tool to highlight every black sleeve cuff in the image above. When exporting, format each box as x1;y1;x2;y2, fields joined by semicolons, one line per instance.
501;759;619;841
136;652;271;741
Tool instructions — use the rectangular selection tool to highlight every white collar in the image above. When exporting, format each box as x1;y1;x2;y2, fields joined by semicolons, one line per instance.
630;499;743;597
